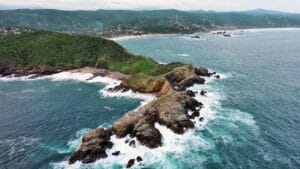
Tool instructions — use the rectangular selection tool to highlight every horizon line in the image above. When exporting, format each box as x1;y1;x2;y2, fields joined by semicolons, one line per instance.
0;7;299;14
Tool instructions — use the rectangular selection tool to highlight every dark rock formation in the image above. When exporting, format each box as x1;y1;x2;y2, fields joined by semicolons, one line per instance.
165;65;205;91
112;151;120;156
215;75;220;79
199;117;204;122
113;108;162;148
154;93;199;134
200;90;207;96
137;156;143;162
186;90;196;97
126;159;135;168
192;111;200;117
0;64;60;77
195;67;212;77
129;140;136;147
69;128;113;164
177;75;205;90
133;121;162;148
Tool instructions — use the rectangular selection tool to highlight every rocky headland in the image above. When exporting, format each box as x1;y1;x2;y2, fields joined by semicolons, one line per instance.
0;30;221;168
67;65;220;167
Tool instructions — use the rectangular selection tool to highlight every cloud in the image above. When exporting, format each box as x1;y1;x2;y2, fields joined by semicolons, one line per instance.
0;0;300;13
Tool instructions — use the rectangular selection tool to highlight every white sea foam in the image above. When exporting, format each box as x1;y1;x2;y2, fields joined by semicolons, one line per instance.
0;74;38;81
0;137;40;159
178;53;191;57
46;72;94;82
100;86;156;109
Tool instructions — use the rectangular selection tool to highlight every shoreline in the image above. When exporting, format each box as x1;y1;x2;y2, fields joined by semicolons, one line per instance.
210;27;300;33
106;27;300;41
106;33;178;41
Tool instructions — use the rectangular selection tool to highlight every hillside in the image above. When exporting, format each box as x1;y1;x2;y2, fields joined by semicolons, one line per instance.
1;9;300;36
0;31;185;76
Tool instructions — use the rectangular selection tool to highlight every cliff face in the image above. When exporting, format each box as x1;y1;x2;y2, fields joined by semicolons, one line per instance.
112;65;205;97
69;65;218;167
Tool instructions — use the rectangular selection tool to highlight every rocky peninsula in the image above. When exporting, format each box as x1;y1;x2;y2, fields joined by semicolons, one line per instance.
0;30;221;168
68;66;220;167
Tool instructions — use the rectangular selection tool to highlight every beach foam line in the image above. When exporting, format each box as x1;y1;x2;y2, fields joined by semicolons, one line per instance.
0;74;38;81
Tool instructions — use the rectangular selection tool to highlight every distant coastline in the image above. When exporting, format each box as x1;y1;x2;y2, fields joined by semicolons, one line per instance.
106;33;178;41
107;27;300;41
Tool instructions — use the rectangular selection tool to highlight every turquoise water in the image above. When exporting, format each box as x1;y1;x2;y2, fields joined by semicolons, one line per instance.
1;29;300;168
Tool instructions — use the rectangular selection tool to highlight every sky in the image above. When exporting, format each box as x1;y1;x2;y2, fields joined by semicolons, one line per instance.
0;0;300;13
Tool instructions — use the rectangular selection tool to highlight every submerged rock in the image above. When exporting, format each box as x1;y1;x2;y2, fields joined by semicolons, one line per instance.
112;151;120;156
136;156;143;162
126;159;135;168
200;90;207;96
186;90;196;97
129;140;136;147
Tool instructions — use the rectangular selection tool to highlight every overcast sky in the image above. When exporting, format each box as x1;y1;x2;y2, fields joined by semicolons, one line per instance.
1;0;300;13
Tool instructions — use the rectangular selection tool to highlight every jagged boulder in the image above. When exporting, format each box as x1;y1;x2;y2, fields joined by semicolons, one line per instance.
126;159;135;168
152;92;197;134
195;66;212;77
165;65;205;91
133;122;162;148
69;128;113;164
186;90;196;97
112;111;141;138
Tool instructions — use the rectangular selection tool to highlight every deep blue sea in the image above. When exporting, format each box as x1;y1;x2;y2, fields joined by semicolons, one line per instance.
0;29;300;169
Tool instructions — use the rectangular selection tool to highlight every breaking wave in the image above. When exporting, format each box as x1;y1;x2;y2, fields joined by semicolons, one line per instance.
51;71;259;168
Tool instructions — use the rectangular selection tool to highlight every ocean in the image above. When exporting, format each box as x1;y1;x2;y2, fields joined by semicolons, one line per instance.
0;29;299;169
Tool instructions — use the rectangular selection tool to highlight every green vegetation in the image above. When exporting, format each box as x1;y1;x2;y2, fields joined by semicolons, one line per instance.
1;9;300;36
0;31;186;76
0;31;132;70
123;74;165;92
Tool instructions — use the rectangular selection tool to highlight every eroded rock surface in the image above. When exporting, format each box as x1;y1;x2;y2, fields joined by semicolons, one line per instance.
69;128;113;164
69;65;215;166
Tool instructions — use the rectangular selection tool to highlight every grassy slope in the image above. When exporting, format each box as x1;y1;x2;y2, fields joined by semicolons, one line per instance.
0;31;186;77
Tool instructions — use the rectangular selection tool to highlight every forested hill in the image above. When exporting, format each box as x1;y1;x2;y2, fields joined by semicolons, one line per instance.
0;31;184;75
1;9;300;36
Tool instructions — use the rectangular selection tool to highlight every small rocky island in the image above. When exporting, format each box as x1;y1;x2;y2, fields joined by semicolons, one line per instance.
0;30;221;168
